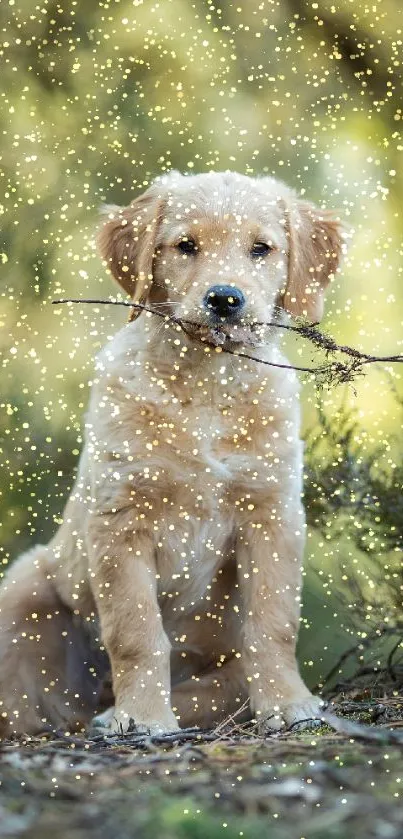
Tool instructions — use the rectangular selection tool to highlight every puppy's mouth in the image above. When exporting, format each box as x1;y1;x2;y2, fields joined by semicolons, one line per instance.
183;319;265;349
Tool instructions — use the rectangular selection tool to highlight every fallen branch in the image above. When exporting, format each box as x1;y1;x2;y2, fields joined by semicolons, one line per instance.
52;298;403;386
320;710;403;745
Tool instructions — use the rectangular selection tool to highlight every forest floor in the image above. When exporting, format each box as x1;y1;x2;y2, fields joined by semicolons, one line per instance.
1;693;403;839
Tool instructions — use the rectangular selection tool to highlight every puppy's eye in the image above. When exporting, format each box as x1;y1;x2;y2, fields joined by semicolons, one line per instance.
177;237;198;255
250;242;272;257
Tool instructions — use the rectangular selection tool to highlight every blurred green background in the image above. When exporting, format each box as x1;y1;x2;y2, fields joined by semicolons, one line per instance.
1;0;402;686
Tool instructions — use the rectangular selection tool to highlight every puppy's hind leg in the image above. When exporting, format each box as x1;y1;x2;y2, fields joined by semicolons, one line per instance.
0;547;106;737
172;656;249;730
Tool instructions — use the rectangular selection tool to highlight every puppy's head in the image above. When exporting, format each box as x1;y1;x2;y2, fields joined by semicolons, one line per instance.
98;172;345;346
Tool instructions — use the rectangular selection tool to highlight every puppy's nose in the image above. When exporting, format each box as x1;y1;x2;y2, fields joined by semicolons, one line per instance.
203;285;245;319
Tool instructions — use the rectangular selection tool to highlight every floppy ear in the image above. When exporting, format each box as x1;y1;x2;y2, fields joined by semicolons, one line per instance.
280;199;345;323
98;185;165;321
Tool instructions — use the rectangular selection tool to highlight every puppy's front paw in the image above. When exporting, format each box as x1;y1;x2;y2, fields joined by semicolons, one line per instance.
93;705;180;735
257;695;325;735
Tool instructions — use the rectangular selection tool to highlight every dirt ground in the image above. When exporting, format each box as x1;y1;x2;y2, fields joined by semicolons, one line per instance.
1;697;403;839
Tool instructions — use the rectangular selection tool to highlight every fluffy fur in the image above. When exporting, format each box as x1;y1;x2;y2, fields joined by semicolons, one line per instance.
0;171;344;736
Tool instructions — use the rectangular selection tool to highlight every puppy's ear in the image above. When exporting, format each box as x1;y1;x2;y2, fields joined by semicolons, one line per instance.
280;198;345;323
98;185;165;321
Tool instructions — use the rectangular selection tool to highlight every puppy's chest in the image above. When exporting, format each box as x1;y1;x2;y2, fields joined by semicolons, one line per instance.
128;397;275;502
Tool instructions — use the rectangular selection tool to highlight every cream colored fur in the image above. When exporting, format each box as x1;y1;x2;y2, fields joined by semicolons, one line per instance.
0;172;344;736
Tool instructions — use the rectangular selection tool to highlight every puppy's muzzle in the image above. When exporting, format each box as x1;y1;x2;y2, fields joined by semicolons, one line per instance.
203;285;245;321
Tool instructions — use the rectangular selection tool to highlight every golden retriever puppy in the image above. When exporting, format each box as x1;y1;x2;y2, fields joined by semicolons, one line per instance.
0;171;343;737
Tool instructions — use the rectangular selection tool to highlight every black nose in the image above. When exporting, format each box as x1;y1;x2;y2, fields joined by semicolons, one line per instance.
203;285;246;319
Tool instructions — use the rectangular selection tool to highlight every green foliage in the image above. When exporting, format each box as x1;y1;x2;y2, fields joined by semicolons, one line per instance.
305;409;403;558
303;403;403;690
